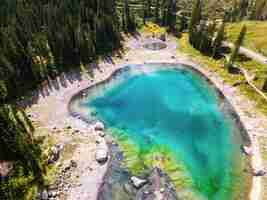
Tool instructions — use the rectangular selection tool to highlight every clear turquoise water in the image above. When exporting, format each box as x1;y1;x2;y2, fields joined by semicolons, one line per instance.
75;64;249;200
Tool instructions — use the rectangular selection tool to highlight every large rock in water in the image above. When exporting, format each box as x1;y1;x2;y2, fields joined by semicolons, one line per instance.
130;176;147;189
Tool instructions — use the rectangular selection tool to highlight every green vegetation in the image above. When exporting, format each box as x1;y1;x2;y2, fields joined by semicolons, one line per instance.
0;0;122;101
0;105;44;199
0;0;122;199
188;0;227;57
226;21;267;56
226;25;247;69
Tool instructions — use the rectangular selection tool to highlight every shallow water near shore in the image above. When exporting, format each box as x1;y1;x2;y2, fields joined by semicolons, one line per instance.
71;64;251;200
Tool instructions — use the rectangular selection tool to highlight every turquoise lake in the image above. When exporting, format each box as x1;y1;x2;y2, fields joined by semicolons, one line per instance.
71;64;250;200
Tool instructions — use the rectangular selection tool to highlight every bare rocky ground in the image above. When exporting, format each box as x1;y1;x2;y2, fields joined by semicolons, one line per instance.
23;34;267;200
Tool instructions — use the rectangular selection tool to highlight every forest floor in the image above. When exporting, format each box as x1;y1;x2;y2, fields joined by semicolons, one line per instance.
22;32;267;200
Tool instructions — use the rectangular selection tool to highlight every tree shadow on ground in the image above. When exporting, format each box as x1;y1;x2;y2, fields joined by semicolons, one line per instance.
17;48;126;109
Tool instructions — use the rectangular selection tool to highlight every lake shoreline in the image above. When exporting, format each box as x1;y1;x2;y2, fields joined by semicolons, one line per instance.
25;35;266;200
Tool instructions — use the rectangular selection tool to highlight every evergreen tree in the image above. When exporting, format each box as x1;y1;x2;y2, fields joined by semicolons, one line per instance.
155;0;160;23
189;0;202;44
239;0;249;20
213;18;226;57
178;11;188;32
147;0;152;18
166;0;177;32
263;79;267;92
226;25;247;69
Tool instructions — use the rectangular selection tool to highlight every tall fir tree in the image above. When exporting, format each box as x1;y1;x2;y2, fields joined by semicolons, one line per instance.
155;0;160;23
226;25;247;69
189;0;202;44
213;18;226;57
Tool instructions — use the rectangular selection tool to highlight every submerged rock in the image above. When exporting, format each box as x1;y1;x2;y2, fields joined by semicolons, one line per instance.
130;176;147;189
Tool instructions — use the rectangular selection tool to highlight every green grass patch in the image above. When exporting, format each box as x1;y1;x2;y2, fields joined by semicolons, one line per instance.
226;21;267;57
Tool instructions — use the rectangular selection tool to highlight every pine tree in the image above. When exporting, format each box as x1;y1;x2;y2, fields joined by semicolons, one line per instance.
213;18;226;57
239;0;249;20
226;25;247;69
167;0;177;32
263;79;267;91
155;0;160;23
189;0;202;44
147;0;152;18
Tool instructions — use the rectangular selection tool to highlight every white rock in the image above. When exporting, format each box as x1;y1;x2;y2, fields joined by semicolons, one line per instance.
241;145;253;155
98;131;105;137
130;176;147;188
96;148;108;163
94;121;105;131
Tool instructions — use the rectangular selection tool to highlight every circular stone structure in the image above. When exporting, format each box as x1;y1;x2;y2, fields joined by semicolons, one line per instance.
143;41;167;50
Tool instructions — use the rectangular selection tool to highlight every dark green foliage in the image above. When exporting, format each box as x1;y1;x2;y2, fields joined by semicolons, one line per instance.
263;79;267;92
189;0;202;44
0;0;122;101
177;11;188;32
213;19;226;57
226;25;247;69
123;0;136;31
188;1;226;57
155;0;160;23
166;0;177;32
0;1;123;198
0;104;44;199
